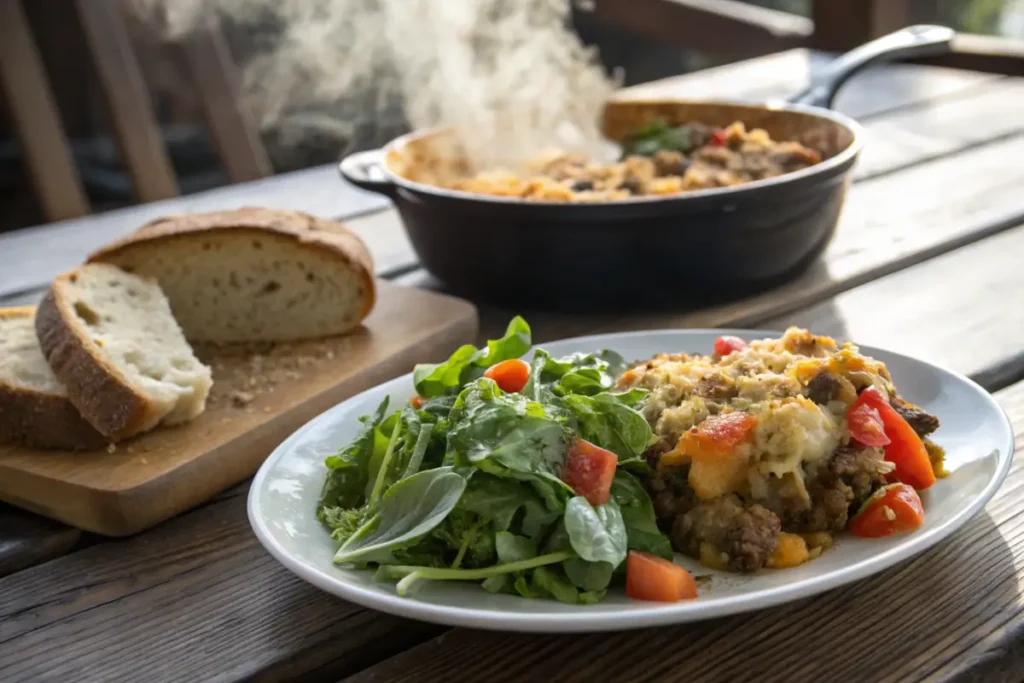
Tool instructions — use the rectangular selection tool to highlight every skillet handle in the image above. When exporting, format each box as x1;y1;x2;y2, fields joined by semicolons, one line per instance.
339;149;397;197
789;25;955;109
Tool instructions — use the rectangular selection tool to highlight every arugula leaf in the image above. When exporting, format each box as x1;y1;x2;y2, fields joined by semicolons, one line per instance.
318;397;390;516
563;497;628;567
564;392;653;460
413;317;531;397
611;471;673;560
495;531;537;563
334;467;467;564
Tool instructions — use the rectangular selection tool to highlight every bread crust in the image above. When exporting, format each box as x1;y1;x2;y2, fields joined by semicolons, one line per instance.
0;307;109;451
87;208;376;330
35;284;161;441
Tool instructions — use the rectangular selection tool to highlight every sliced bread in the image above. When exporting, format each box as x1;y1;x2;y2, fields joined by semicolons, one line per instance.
0;307;108;451
87;207;376;343
36;264;213;441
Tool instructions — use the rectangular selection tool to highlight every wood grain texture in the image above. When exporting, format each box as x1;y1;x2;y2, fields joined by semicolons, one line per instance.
74;0;179;202
760;224;1024;382
0;490;442;683
0;0;90;221
0;282;477;535
0;505;81;578
341;381;1024;683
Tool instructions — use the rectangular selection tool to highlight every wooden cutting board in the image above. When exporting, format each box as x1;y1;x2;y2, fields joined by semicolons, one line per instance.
0;281;478;536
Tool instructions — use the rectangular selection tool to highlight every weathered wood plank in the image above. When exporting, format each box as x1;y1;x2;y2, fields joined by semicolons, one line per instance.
0;505;81;578
435;134;1024;346
0;482;442;682
760;224;1024;383
341;382;1024;683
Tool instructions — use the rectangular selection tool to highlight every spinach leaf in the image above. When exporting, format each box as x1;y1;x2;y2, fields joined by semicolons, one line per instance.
458;473;540;531
334;467;467;564
564;392;653;460
563;497;628;567
318;397;389;515
521;498;563;539
578;590;607;605
413;316;531;397
611;471;673;560
564;557;615;592
532;349;629;397
447;378;572;480
403;423;434;478
495;532;537;563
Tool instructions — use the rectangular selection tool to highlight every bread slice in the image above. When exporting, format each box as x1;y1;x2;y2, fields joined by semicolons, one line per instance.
0;307;108;451
36;264;213;441
87;207;376;343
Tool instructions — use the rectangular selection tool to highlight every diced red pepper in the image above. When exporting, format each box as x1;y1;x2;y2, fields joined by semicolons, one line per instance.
714;335;747;357
410;395;425;409
626;551;698;602
562;438;617;506
849;483;924;538
846;402;891;447
686;412;757;456
483;359;531;394
853;388;936;490
709;129;727;146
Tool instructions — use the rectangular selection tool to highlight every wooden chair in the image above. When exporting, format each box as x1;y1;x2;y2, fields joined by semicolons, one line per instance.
0;0;270;223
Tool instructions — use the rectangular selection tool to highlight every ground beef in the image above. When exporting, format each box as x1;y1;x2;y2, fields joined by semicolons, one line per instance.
890;396;940;437
671;494;781;572
695;374;738;401
805;370;839;405
784;444;888;533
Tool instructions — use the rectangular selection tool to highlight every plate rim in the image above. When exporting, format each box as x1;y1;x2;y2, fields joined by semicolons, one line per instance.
247;328;1015;633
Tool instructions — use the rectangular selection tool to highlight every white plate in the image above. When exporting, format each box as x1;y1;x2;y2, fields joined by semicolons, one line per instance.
248;329;1014;633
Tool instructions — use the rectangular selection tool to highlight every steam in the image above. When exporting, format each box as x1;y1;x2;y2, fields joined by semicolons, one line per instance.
128;0;617;168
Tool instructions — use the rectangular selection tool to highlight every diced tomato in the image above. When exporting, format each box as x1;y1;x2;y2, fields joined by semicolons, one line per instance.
410;395;425;409
709;129;727;146
846;402;890;447
854;388;936;490
483;359;530;393
849;483;924;538
626;551;698;602
714;335;747;357
562;438;617;506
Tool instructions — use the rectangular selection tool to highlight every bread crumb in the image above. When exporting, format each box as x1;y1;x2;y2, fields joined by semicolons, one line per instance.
231;390;255;408
106;443;117;454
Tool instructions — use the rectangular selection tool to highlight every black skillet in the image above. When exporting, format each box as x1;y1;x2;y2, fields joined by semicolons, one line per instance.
340;26;954;310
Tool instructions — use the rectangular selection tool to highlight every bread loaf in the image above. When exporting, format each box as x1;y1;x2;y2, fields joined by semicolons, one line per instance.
88;208;376;343
0;307;107;450
36;264;213;441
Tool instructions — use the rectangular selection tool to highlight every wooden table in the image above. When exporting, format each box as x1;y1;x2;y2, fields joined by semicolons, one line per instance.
2;50;1023;683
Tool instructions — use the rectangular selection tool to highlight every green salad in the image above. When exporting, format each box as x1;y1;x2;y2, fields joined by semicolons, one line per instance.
316;317;674;604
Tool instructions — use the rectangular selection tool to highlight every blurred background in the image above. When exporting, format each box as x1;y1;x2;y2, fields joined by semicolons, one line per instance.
2;0;1022;233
